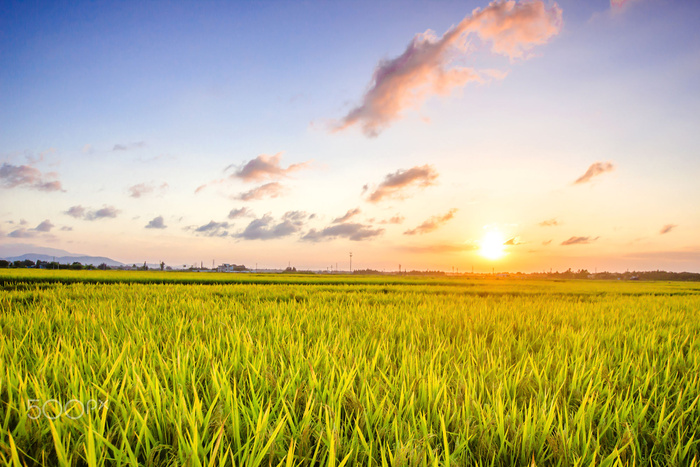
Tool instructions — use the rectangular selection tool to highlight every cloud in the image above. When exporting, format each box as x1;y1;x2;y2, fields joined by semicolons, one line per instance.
504;236;521;245
235;211;310;240
539;218;559;227
404;208;457;235
65;205;86;218
378;215;405;225
574;161;615;184
145;216;167;229
660;224;677;235
302;223;384;242
542;239;552;245
228;207;251;219
227;153;310;182
193;221;230;237
60;226;73;231
397;242;478;254
35;220;54;232
333;208;361;224
129;182;168;198
66;205;119;221
0;163;64;192
333;0;562;136
6;219;55;238
235;182;285;201
367;165;438;202
561;236;598;246
8;228;36;238
85;206;120;220
113;141;146;151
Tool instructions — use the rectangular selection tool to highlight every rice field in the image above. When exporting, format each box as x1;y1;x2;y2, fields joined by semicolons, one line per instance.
1;270;699;466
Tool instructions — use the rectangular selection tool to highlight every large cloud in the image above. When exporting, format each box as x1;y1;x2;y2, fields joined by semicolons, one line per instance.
0;163;64;192
366;165;438;202
228;153;310;182
235;211;310;240
302;223;384;242
404;208;457;235
334;0;562;136
574;162;615;184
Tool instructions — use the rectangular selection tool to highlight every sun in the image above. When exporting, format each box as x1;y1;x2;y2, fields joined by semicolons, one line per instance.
480;230;506;260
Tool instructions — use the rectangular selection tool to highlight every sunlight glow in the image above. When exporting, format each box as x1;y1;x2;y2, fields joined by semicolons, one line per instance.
480;230;506;260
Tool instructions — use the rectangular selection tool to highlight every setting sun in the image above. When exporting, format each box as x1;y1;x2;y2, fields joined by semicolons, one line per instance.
480;230;506;260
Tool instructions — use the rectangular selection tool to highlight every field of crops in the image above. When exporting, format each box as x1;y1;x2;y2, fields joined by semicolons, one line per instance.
1;270;699;466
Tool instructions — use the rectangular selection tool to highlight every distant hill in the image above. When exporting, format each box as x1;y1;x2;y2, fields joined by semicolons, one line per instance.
2;253;124;267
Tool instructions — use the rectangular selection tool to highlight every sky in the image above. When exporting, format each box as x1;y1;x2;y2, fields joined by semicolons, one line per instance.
1;0;699;273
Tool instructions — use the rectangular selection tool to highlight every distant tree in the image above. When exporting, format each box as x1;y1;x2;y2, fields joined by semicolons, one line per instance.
0;260;9;268
160;261;165;271
98;263;108;270
70;262;83;270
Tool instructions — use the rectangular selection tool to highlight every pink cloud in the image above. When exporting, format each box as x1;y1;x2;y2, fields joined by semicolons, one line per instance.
235;182;285;201
228;153;310;182
574;161;615;184
367;165;438;203
334;0;562;136
404;208;458;235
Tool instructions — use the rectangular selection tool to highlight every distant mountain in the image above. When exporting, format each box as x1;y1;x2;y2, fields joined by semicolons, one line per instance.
2;253;124;267
0;243;81;258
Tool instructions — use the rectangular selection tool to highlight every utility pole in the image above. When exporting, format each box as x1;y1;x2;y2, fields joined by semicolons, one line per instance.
349;252;352;273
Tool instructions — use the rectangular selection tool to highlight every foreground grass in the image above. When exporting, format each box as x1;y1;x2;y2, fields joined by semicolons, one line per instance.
1;272;699;465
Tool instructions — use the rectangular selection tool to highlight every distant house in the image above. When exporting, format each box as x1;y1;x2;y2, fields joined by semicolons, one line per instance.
217;263;247;272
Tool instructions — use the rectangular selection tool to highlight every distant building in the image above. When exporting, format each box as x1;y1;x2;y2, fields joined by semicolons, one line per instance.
217;263;247;272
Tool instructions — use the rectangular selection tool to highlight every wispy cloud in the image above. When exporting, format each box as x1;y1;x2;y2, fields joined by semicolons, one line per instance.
128;182;168;198
333;0;562;136
0;163;64;192
228;207;252;219
235;182;285;201
378;215;405;225
574;162;615;184
504;236;521;245
113;141;146;151
145;216;167;229
539;218;559;227
660;224;677;235
367;165;438;202
404;208;457;235
333;208;361;224
235;211;310;240
561;236;598;246
227;153;310;182
303;223;384;242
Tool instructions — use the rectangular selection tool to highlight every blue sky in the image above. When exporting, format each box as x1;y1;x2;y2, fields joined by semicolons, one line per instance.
2;0;699;272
